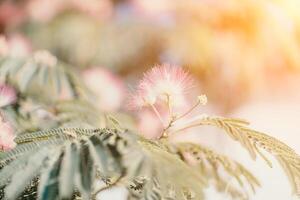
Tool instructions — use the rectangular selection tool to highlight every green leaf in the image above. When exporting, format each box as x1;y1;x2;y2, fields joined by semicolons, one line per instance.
59;142;78;199
0;151;33;187
18;62;38;92
0;58;23;81
38;65;49;86
88;135;122;177
38;151;63;200
5;147;51;200
87;137;109;176
54;67;63;94
75;141;94;199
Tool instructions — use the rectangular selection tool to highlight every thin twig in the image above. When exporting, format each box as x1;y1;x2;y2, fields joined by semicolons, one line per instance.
176;100;200;121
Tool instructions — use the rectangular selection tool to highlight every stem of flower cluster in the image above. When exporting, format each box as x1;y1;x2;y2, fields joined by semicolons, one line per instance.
159;99;202;138
162;116;176;138
176;100;200;121
168;123;202;135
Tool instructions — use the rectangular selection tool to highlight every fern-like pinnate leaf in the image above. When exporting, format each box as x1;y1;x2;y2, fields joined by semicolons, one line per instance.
0;128;207;200
0;54;86;101
195;116;300;196
5;146;54;200
134;139;206;200
174;142;260;199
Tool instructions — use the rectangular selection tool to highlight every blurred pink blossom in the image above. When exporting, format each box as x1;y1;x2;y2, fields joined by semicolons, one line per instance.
136;109;165;139
26;0;65;22
0;2;25;28
0;84;17;107
0;118;16;151
82;67;125;112
130;0;174;18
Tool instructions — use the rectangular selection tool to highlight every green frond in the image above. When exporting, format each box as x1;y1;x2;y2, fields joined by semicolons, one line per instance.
5;147;53;200
38;150;63;200
198;116;300;196
0;128;208;200
135;139;206;200
0;55;86;101
14;127;99;144
0;151;35;187
0;57;25;81
0;138;67;167
0;129;129;199
174;142;260;199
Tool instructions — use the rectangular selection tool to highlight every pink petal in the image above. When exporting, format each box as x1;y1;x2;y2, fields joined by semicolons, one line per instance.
0;84;17;107
82;67;125;112
0;121;16;151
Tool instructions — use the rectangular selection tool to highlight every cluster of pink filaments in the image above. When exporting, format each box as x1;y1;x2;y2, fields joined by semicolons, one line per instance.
130;64;194;109
129;64;207;139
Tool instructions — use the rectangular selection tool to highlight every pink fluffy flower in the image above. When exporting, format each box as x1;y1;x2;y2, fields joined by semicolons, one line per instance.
0;84;17;107
82;67;125;112
0;119;16;151
130;64;194;109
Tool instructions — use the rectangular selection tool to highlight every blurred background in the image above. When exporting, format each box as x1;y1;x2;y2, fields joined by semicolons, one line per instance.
1;0;300;199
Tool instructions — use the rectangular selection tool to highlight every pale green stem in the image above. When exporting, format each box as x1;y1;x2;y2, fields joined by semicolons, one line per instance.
168;122;204;135
175;100;200;121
